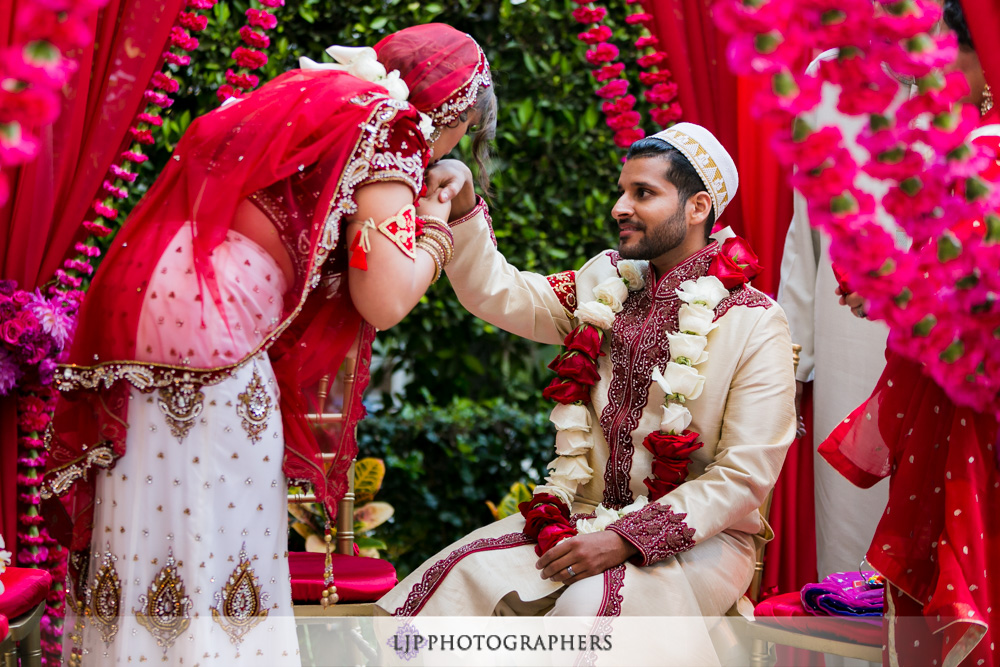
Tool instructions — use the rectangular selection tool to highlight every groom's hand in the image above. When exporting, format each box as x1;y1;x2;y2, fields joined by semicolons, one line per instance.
536;531;639;584
425;159;476;220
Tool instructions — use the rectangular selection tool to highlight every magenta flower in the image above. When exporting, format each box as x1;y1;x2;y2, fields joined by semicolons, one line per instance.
245;9;278;30
637;52;667;69
635;35;659;49
232;47;267;70
152;72;180;94
646;82;679;105
179;11;208;31
607;111;641;131
239;26;270;49
650;104;683;126
592;63;625;82
585;42;619;66
602;95;636;115
257;0;284;7
595;78;629;99
625;13;653;25
572;6;607;24
109;164;136;182
163;51;192;66
186;0;218;9
578;25;612;45
613;127;645;148
639;70;673;85
0;349;21;396
225;69;260;90
121;150;148;163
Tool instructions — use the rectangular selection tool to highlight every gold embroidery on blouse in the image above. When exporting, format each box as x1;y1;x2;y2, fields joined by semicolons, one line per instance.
134;549;192;652
211;544;269;648
236;366;272;443
157;383;205;442
90;550;122;645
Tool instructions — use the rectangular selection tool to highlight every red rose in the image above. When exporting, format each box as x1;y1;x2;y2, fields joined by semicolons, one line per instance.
547;352;600;386
542;378;592;405
518;493;570;517
707;251;746;289
536;523;577;556
651;458;691;487
720;236;762;282
521;504;567;538
564;324;604;359
1;319;24;345
643;476;676;502
642;430;703;459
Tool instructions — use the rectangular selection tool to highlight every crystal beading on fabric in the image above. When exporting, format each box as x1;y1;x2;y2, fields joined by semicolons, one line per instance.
424;44;491;126
156;382;205;442
40;442;116;499
546;270;578;315
134;548;192;652
607;502;696;566
236;365;272;444
90;549;123;645
211;544;270;648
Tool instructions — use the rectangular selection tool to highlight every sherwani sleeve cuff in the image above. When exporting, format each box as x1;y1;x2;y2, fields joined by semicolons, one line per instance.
607;502;696;566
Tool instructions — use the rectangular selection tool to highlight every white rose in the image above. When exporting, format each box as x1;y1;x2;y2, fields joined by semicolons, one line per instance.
666;332;709;366
348;57;388;83
659;402;692;434
576;504;619;534
617;495;649;517
651;363;706;402
547;455;594;482
532;484;574;508
676;276;729;310
555;429;595;456
618;260;646;291
574;301;616;330
326;45;378;66
549;403;591;432
417;113;435;143
379;70;410;101
592;276;629;312
677;303;718;336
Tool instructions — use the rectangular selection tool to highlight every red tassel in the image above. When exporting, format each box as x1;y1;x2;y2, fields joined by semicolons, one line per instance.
349;230;368;270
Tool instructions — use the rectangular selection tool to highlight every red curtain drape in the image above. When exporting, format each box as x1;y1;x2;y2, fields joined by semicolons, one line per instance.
646;0;810;592
961;0;1000;102
0;0;184;553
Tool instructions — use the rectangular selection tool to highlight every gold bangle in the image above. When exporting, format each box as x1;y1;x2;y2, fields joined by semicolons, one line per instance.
416;237;445;284
421;227;454;266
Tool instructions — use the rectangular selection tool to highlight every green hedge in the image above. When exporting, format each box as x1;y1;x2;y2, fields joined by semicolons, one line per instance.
119;0;646;571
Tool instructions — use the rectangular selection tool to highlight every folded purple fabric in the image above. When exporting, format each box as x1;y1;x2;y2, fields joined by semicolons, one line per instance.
801;571;884;622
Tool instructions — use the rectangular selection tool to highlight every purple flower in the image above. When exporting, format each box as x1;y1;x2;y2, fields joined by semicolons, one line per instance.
0;348;21;396
38;358;56;385
0;280;15;296
28;291;73;350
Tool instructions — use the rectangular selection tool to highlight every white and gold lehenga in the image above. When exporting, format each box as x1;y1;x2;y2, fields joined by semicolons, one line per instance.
65;227;300;665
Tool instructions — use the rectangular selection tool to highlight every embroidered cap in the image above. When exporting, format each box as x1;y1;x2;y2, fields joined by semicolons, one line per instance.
649;123;739;220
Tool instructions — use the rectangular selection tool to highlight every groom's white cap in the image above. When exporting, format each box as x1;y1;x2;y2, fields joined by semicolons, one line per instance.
648;122;739;220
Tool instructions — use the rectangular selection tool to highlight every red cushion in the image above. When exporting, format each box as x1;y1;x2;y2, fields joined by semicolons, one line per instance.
288;552;397;604
754;592;883;647
0;567;52;619
0;614;8;640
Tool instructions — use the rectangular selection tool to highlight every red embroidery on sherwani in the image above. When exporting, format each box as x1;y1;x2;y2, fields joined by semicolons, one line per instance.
546;271;578;313
714;284;773;320
598;243;718;509
599;564;626;616
607;250;620;267
392;532;533;616
607;503;696;566
449;197;497;247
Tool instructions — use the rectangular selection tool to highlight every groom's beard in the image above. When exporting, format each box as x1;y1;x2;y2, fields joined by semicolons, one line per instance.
617;206;687;260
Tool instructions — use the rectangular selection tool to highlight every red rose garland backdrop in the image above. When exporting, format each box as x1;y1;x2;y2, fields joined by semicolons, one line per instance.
715;0;1000;425
573;0;683;148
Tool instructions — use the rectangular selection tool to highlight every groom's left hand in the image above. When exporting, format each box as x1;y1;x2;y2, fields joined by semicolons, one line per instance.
536;531;639;584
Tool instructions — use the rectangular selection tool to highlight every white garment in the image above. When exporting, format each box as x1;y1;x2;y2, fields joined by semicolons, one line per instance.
68;228;300;665
776;51;903;578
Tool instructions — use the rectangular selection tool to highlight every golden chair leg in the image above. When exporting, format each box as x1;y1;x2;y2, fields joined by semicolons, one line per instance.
21;618;43;667
749;637;772;667
3;646;16;667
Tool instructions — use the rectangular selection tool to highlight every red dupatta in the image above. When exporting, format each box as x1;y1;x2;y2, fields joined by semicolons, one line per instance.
44;24;492;557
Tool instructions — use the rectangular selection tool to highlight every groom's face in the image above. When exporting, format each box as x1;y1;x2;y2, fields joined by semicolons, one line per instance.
613;157;687;261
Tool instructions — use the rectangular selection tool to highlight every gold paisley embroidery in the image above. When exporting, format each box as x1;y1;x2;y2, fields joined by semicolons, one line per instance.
134;549;192;652
156;383;205;442
211;544;269;648
236;366;272;444
89;550;122;645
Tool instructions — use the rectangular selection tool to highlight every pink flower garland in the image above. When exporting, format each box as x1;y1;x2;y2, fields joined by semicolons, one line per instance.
54;0;215;301
715;0;1000;420
0;0;108;207
573;0;683;149
219;0;283;103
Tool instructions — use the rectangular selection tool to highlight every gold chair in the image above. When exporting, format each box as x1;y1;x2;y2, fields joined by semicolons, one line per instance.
288;356;396;617
0;599;46;667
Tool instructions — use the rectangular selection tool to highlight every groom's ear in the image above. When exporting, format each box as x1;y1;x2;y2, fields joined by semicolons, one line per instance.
686;191;713;227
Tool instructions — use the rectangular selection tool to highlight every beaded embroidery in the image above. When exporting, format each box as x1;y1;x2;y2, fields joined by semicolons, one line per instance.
211;545;270;648
134;549;192;652
236;366;272;444
157;383;205;442
89;549;122;645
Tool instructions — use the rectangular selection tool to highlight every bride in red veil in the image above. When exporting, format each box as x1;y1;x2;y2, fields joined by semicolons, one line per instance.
42;23;495;664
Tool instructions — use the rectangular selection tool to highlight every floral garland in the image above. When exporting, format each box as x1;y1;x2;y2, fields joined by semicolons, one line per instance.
714;0;1000;421
521;239;761;552
220;0;283;102
0;0;107;207
572;0;682;149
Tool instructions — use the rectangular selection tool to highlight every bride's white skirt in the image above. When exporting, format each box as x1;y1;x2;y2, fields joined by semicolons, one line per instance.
67;227;300;665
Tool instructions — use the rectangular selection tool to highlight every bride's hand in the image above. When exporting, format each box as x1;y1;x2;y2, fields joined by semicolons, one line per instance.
416;187;452;222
